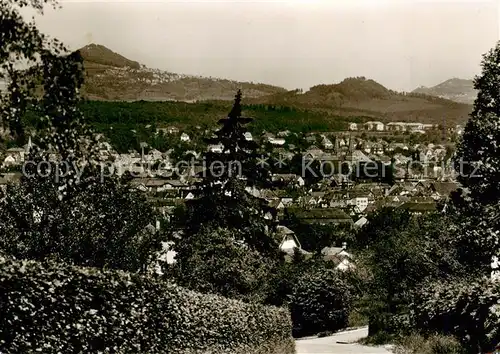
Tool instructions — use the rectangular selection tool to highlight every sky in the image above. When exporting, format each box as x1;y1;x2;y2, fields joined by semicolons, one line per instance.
25;0;500;92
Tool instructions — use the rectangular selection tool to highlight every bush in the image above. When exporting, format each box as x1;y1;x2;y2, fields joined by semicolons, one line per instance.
171;226;276;303
0;256;295;354
411;277;500;353
394;333;465;354
289;268;352;337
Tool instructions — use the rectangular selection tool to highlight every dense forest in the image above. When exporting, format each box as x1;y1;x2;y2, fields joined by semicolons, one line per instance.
18;100;370;152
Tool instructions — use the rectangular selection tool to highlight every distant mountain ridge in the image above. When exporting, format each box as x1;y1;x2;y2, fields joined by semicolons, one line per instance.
247;77;472;126
78;44;287;101
412;78;477;104
69;44;472;126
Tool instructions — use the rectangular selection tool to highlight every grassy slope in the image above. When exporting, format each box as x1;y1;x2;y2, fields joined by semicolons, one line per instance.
78;44;288;101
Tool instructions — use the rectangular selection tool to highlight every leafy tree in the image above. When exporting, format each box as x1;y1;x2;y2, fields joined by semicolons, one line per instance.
357;209;463;336
0;0;162;272
451;42;500;275
289;268;352;337
456;42;500;204
171;226;274;302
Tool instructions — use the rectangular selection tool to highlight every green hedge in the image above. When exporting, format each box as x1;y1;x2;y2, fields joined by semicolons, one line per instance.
0;256;295;354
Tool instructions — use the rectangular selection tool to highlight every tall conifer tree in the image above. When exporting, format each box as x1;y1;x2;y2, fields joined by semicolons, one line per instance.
182;90;277;256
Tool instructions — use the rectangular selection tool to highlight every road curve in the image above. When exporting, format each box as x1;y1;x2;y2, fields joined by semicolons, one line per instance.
296;327;393;354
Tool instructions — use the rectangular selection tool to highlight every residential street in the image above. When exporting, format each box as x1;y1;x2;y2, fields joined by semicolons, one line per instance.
296;327;393;354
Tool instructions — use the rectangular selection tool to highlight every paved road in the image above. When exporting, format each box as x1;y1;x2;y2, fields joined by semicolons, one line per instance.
296;327;393;354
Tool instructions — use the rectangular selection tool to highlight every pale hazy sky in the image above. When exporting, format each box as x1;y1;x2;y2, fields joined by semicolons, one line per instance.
27;0;500;92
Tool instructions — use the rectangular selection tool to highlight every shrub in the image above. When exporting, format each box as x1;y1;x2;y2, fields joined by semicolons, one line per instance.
289;268;352;337
411;277;500;353
394;333;465;354
0;256;295;354
171;226;276;303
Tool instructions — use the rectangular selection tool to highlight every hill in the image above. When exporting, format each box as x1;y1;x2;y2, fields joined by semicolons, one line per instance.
247;77;472;126
79;44;141;69
412;78;477;104
78;44;287;101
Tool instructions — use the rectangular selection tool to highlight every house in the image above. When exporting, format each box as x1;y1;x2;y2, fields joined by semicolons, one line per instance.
207;144;224;153
269;199;285;211
422;123;436;130
321;135;334;150
321;242;355;271
398;201;436;215
2;155;16;167
180;133;190;142
364;121;384;131
147;149;163;161
305;135;317;143
386;122;407;132
405;122;425;132
244;132;253;141
304;146;325;160
322;243;352;259
162;180;187;190
277;225;299;251
291;208;353;226
354;216;368;228
277;130;291;137
277;225;310;256
129;178;176;193
263;132;286;145
429;182;459;200
271;174;305;187
4;147;25;164
348;122;358;131
372;142;384;155
351;195;369;212
160;126;180;135
269;137;286;146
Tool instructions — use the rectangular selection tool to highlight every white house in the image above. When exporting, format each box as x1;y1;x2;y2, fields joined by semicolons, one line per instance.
277;225;304;254
352;196;369;212
207;144;224;153
271;174;305;187
244;132;253;141
277;130;291;137
4;147;25;164
159;126;180;135
2;155;16;167
348;122;358;131
180;133;190;142
405;122;424;132
386;122;407;132
321;135;334;150
269;137;286;146
354;216;368;228
321;243;355;271
364;121;384;131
